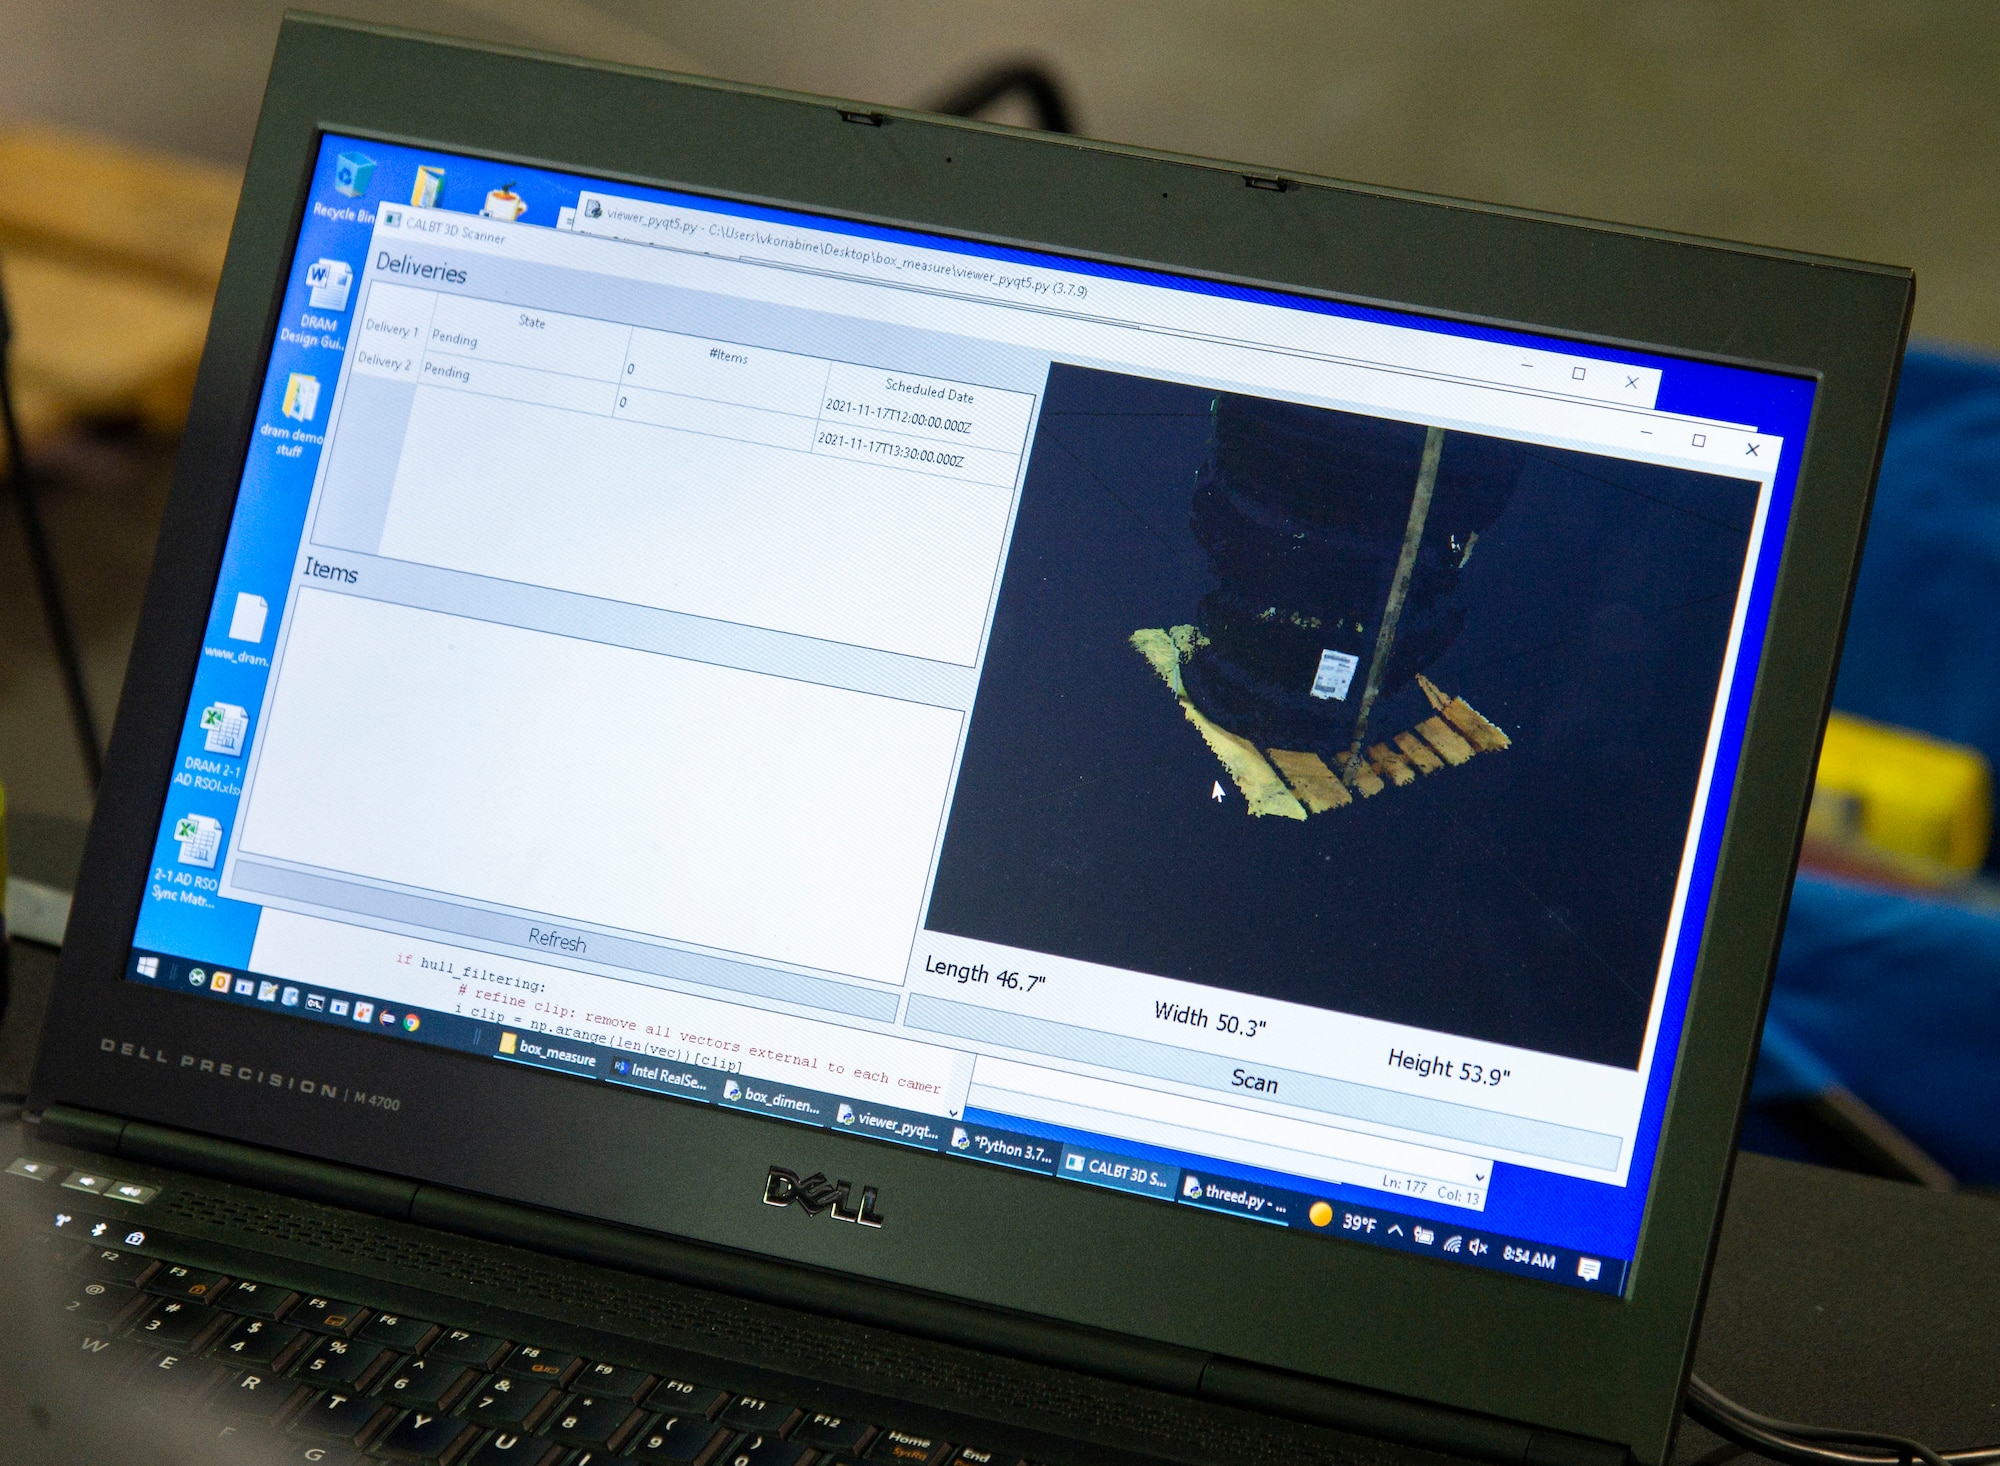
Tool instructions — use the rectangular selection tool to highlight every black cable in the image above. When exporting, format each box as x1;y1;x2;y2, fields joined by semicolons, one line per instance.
0;262;104;788
1686;1375;2000;1466
925;60;1076;134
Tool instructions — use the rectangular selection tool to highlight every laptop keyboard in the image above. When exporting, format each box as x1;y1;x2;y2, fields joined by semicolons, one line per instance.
41;1231;1036;1466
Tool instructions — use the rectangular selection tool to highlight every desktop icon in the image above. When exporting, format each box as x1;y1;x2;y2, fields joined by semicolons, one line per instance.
257;981;279;1002
304;257;353;312
1577;1257;1603;1282
836;1103;857;1126
281;986;301;1007
950;1127;970;1151
411;165;445;208
136;955;159;979
1181;1174;1203;1200
281;372;321;423
173;813;223;868
208;971;230;993
304;993;326;1012
401;1013;420;1033
330;999;350;1017
352;1002;374;1024
233;978;255;997
228;592;268;643
481;183;527;222
1413;1225;1435;1245
332;151;375;198
199;702;249;756
498;1032;518;1055
722;1079;743;1102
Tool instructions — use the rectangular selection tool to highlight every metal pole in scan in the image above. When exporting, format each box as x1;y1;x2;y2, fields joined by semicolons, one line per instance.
1344;425;1445;776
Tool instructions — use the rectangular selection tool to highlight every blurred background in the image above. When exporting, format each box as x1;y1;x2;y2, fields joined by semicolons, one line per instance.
2;1;1997;1185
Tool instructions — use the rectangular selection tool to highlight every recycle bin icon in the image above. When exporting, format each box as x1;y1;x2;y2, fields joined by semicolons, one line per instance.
332;151;376;198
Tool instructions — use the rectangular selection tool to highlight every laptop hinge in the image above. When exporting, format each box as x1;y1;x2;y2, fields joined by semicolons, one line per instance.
1199;1356;1631;1466
36;1102;129;1155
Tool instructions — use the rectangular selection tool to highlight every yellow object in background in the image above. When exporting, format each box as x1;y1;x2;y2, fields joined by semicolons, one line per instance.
0;125;239;446
1809;712;1992;874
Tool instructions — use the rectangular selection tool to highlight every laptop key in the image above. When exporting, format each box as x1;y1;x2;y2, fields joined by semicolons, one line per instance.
538;1394;640;1449
360;1311;441;1352
217;1278;299;1320
867;1430;950;1465
292;1296;368;1335
373;1406;481;1462
79;1247;157;1286
644;1379;728;1418
134;1350;229;1399
626;1415;729;1464
460;1431;561;1466
72;1331;148;1373
464;1375;557;1429
63;1279;138;1325
208;1369;295;1421
572;1361;650;1401
290;1389;394;1444
504;1344;579;1384
718;1396;798;1434
147;1263;230;1302
129;1297;225;1349
376;1356;475;1410
291;1336;389;1387
715;1433;815;1466
212;1316;304;1366
217;1425;364;1465
429;1328;512;1369
794;1413;874;1454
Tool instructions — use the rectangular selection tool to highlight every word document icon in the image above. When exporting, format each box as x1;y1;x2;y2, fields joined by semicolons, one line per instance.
305;258;353;311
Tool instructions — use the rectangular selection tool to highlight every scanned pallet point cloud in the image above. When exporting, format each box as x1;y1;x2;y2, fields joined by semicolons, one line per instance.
924;366;1759;1072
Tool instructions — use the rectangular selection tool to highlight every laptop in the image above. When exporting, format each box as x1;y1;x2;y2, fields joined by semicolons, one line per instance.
5;14;1910;1466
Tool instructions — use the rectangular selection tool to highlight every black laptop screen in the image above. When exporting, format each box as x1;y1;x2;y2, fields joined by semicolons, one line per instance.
124;133;1815;1295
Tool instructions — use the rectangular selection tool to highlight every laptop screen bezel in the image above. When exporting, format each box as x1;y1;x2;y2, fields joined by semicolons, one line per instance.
29;17;1910;1464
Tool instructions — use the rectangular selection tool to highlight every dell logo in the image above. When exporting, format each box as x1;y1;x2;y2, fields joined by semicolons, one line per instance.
763;1167;885;1228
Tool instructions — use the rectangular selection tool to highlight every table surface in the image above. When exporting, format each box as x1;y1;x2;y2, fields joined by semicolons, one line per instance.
5;815;1996;1464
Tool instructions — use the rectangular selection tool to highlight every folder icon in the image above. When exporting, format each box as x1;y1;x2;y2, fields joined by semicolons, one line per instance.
228;592;268;643
499;1032;518;1055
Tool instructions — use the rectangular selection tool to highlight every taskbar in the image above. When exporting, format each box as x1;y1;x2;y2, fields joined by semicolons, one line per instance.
124;947;1628;1295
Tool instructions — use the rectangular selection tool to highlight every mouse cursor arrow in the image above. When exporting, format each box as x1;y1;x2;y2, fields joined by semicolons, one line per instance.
1211;781;1225;802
